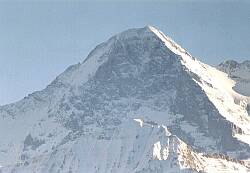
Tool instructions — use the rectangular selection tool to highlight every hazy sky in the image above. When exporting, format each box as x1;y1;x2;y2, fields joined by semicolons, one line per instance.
0;0;250;105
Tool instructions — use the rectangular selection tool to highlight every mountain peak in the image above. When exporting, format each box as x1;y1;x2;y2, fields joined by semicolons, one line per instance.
114;26;155;38
52;26;193;87
1;26;250;173
115;26;193;59
218;59;250;96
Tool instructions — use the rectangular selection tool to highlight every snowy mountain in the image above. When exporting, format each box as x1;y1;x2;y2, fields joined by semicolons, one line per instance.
218;60;250;97
1;26;250;173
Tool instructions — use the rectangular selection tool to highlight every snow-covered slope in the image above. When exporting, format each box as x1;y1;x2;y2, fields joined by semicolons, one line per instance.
1;26;250;173
217;60;250;124
218;60;250;97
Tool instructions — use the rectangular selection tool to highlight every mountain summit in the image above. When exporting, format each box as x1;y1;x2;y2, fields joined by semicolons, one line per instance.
1;26;250;173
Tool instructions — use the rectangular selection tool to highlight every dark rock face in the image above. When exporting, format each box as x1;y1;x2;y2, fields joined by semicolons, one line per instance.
247;104;250;115
218;60;239;75
23;134;45;151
